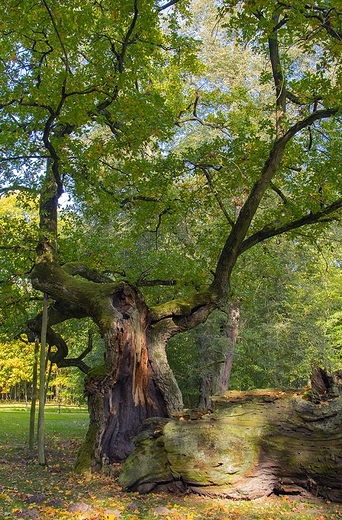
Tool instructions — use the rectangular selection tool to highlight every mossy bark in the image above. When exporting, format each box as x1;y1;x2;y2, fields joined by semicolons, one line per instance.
74;283;173;469
30;259;213;472
119;391;342;502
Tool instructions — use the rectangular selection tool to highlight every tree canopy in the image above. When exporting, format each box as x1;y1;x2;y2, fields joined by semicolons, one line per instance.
1;0;342;466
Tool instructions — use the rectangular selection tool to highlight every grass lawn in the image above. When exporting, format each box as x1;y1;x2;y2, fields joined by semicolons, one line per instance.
0;406;341;519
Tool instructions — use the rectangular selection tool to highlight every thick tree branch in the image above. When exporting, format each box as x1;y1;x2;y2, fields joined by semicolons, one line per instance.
62;262;114;283
28;303;92;373
57;357;90;374
239;199;342;255
117;0;139;73
268;15;286;118
282;108;339;143
57;331;93;374
211;108;340;298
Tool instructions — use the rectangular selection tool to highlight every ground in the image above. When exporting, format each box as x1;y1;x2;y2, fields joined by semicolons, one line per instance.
0;407;341;520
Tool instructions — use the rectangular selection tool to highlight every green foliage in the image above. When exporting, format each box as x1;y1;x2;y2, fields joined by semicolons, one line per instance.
0;194;40;337
168;232;342;396
1;0;342;399
0;340;33;393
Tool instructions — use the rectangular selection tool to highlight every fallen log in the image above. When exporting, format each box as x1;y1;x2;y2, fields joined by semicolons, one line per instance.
118;389;342;502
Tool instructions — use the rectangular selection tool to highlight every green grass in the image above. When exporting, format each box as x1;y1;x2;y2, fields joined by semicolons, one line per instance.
0;406;89;445
0;406;342;519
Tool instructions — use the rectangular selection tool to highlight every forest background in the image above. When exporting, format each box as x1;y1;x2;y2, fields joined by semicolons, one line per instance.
0;0;342;440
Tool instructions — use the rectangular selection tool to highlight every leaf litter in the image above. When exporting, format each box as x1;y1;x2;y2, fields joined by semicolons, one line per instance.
0;440;342;519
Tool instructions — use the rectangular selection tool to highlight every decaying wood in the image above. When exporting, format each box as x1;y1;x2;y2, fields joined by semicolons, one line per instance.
119;389;342;503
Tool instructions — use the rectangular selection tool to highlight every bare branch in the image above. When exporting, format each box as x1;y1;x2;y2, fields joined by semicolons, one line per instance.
157;0;181;12
269;181;288;204
0;155;49;163
137;279;177;287
201;167;235;226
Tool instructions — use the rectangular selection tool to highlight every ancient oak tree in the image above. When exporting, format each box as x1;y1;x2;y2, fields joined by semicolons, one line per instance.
0;0;341;469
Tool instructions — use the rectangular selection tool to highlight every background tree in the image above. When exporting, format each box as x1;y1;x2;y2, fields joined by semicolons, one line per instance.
167;232;342;404
0;0;341;471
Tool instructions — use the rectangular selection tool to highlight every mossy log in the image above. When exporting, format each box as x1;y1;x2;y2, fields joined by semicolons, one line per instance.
119;390;342;502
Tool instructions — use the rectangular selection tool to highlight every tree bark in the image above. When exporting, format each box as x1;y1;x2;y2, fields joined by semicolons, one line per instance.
198;301;240;410
218;301;240;392
30;254;216;471
73;283;169;468
119;390;342;503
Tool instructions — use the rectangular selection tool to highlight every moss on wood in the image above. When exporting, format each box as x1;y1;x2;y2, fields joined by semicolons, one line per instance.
119;392;342;501
149;290;217;321
74;423;99;474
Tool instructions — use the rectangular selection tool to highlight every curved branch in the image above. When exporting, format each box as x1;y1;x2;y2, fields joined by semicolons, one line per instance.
282;108;339;144
57;331;93;374
239;198;342;255
212;108;340;298
57;357;90;373
268;15;286;121
150;290;217;323
41;0;70;73
117;0;139;73
28;304;92;373
62;262;114;283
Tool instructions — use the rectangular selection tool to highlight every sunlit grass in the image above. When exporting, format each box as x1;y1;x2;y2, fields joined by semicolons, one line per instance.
0;406;89;445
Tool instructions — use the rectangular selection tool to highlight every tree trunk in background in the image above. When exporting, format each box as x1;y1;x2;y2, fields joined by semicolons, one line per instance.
198;300;240;410
29;337;40;450
216;300;240;393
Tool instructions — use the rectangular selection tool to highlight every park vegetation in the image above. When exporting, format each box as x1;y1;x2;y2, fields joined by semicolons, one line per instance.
0;0;342;474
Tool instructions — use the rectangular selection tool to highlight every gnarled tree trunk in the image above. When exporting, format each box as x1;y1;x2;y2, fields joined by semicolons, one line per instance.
82;286;166;468
30;259;197;471
76;286;216;470
119;389;342;503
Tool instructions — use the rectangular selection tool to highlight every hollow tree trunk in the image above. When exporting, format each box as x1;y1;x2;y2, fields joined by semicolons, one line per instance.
31;261;212;474
75;283;183;472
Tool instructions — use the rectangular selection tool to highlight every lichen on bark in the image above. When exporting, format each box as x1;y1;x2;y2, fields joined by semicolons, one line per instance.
119;391;342;502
